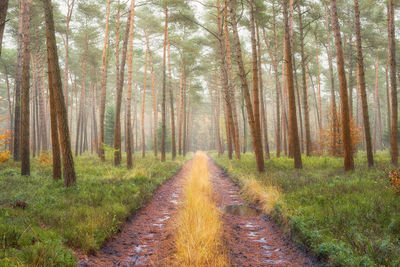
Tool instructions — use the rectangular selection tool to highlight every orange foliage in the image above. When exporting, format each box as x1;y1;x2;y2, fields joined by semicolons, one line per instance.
0;130;11;162
39;151;51;164
318;111;362;157
388;168;400;194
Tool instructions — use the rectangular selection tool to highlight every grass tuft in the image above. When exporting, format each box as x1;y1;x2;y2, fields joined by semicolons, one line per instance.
173;152;229;267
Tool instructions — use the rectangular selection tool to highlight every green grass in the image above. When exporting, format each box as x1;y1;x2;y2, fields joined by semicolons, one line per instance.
211;151;400;266
0;152;187;266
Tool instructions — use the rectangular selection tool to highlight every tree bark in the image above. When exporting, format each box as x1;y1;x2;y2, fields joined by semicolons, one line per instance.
388;0;398;165
330;0;354;171
141;42;148;158
354;0;373;167
125;0;135;169
0;0;8;56
20;0;31;175
114;5;132;165
167;33;176;159
99;0;111;161
227;0;264;172
161;6;168;162
283;0;302;169
43;0;76;186
298;5;311;156
324;4;338;156
256;24;270;159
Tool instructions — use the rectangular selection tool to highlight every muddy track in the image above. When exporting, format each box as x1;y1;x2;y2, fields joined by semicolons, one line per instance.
77;156;315;266
77;160;192;267
208;157;316;267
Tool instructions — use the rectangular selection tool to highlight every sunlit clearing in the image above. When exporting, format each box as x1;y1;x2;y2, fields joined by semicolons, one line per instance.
173;151;229;267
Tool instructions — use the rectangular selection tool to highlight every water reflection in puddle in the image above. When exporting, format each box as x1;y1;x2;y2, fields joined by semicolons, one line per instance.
223;205;261;217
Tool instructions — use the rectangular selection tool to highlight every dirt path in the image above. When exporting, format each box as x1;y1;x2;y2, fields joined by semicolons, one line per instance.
78;155;315;266
78;160;192;267
208;157;316;267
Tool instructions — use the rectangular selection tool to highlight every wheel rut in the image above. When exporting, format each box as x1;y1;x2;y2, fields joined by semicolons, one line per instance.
77;160;192;267
208;157;316;266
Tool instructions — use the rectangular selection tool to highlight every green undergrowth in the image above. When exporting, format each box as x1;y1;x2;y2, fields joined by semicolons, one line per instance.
211;151;400;266
0;152;186;266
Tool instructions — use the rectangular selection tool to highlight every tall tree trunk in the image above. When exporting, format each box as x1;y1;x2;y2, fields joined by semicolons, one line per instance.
227;0;264;172
99;0;111;161
0;0;8;56
125;0;135;169
354;0;373;167
218;0;233;160
262;20;281;157
330;0;354;171
43;0;76;186
161;6;168;162
298;5;311;156
223;1;240;159
324;4;338;156
13;2;24;162
141;43;148;158
283;0;302;169
249;0;263;161
388;0;398;165
145;33;158;157
20;0;31;175
63;0;74;113
315;36;323;131
114;4;132;165
167;33;176;159
374;55;383;151
256;24;270;159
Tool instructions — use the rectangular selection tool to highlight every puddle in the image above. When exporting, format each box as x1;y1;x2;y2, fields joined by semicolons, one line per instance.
133;244;147;253
223;205;261;217
263;259;288;264
254;237;268;243
157;216;170;222
170;200;179;204
248;231;258;237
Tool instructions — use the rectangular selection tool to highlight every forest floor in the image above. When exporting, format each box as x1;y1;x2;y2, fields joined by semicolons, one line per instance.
0;153;185;266
212;151;400;266
78;152;314;266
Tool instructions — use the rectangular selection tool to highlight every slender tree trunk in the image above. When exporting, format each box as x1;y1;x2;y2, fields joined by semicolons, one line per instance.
141;43;148;158
388;0;398;165
167;33;176;159
315;36;323;131
283;0;302;169
20;0;31;175
223;1;240;159
227;0;264;172
330;0;354;171
374;55;383;151
0;0;8;56
125;0;135;169
13;2;24;162
262;8;281;157
298;6;311;156
354;0;373;167
256;24;270;159
92;84;98;155
145;33;158;157
63;0;74;113
99;0;111;161
43;0;76;186
161;6;168;162
324;4;338;156
114;5;132;165
218;0;233;160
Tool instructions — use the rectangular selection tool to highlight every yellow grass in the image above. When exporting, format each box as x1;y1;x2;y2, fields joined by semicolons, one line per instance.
173;151;229;267
241;178;281;214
